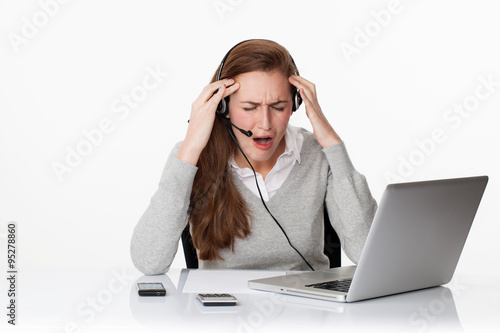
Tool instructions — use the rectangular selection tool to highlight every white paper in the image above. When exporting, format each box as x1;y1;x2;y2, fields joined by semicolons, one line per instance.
182;269;287;294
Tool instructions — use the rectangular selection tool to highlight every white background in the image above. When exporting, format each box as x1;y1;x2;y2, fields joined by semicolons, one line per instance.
1;0;499;312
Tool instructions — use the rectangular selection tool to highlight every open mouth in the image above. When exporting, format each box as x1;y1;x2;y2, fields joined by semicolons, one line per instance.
252;136;273;150
253;137;272;145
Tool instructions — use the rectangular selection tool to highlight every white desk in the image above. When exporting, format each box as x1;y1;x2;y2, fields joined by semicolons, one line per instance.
13;266;500;332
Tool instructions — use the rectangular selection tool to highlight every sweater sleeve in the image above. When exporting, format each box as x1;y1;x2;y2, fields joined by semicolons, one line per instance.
323;142;377;264
130;142;198;275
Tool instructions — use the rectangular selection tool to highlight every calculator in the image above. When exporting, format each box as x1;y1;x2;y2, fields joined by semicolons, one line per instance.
196;293;238;306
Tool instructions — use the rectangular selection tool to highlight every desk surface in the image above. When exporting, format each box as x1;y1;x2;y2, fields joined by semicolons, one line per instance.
14;266;500;332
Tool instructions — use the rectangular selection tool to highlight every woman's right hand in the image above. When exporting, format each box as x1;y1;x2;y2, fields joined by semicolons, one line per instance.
177;78;239;166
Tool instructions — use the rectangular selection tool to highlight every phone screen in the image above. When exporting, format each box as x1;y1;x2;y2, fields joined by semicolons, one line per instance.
137;283;164;290
137;282;166;296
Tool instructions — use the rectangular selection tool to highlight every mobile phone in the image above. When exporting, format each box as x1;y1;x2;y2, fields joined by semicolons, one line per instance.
196;293;238;306
136;282;166;296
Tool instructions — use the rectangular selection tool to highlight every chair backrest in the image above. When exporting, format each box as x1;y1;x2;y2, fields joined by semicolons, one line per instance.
323;208;341;268
181;208;341;269
181;225;199;269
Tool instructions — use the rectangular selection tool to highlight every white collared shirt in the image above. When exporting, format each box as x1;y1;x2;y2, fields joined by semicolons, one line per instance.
229;125;304;201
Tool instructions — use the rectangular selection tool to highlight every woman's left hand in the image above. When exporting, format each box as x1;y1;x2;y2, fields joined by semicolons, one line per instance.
289;75;342;148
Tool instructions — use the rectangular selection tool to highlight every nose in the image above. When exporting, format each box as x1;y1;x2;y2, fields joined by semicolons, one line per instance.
256;106;272;131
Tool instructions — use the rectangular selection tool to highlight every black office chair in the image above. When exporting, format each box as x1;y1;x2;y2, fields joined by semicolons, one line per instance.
181;224;200;269
181;208;341;269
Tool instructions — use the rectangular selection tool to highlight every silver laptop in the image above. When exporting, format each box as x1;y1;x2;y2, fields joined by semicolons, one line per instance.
248;176;488;302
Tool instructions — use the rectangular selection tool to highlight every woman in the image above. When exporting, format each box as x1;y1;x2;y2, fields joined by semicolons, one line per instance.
131;39;377;275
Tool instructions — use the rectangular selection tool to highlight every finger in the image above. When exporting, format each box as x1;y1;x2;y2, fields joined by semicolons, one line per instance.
299;88;312;108
200;78;234;102
207;84;227;106
289;74;311;87
289;75;316;95
288;75;300;89
297;87;315;108
222;82;239;98
299;88;322;121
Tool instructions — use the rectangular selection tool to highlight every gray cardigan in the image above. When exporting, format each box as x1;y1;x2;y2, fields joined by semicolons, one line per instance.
130;128;377;274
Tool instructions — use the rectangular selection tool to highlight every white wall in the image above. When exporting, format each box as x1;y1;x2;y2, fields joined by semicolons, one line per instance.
1;0;498;277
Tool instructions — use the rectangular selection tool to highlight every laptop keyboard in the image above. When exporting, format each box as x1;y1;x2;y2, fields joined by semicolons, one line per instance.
305;278;352;293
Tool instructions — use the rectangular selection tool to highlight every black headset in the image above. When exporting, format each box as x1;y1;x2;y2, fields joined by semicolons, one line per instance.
215;39;303;117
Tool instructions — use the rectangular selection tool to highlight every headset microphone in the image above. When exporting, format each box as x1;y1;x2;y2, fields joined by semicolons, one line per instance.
223;117;253;137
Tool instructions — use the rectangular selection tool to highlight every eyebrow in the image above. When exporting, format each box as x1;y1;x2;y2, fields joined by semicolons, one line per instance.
240;100;288;106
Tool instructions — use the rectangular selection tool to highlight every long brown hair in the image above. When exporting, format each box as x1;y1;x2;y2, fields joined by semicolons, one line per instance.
188;39;299;261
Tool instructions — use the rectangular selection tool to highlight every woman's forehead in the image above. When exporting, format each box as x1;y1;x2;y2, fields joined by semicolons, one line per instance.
232;70;292;101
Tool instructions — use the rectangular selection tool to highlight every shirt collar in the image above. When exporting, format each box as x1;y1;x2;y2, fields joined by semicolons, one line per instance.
285;125;303;165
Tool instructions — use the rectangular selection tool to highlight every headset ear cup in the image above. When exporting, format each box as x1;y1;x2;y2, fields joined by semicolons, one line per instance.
216;97;230;117
216;98;226;116
292;89;302;112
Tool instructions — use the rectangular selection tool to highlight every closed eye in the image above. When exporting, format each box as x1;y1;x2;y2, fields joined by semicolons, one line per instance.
243;106;285;111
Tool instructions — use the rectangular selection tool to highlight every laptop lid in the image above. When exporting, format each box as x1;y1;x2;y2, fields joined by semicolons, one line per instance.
346;175;488;302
